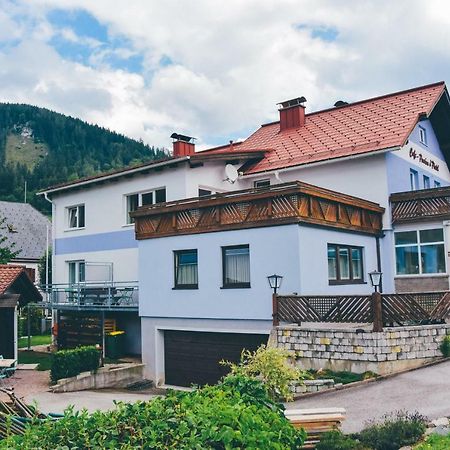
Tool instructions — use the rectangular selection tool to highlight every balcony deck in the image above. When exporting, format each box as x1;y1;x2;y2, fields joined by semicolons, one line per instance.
391;186;450;223
41;282;139;312
132;181;384;240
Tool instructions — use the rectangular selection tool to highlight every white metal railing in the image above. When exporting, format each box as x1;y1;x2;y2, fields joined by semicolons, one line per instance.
40;281;139;310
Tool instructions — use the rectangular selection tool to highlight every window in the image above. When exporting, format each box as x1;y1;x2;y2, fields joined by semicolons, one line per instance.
423;175;430;189
419;125;427;145
67;205;85;229
199;188;212;197
222;245;250;288
410;169;419;191
327;244;364;284
68;261;85;284
254;179;270;188
174;250;198;289
395;229;445;275
125;188;166;224
435;181;441;188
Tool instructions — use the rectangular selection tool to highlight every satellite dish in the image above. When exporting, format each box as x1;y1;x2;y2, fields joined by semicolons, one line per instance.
224;164;239;183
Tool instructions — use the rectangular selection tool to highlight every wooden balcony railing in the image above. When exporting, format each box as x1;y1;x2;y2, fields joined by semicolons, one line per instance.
132;181;384;240
391;186;450;223
273;291;450;330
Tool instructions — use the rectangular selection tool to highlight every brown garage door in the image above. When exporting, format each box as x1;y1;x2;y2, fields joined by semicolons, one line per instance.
164;330;268;387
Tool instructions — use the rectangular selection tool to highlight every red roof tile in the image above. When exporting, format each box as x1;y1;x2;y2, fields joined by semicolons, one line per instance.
0;265;26;295
215;82;446;174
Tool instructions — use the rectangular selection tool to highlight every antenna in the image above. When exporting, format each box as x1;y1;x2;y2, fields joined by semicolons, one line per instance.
224;164;239;184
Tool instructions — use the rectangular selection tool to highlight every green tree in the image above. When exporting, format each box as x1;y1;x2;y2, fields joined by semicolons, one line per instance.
0;216;20;263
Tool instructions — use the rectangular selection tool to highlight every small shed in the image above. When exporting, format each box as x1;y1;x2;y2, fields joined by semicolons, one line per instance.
0;265;42;359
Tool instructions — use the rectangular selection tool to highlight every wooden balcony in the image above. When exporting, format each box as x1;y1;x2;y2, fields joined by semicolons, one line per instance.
132;181;384;240
391;186;450;223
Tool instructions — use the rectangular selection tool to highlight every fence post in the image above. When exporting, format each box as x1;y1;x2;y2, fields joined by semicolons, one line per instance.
372;291;383;332
272;293;279;326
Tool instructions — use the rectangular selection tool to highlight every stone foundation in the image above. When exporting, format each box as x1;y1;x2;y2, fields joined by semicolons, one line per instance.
291;379;337;395
276;324;450;375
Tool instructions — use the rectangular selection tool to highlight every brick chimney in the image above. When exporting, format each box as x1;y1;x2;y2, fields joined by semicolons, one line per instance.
171;133;196;157
277;96;306;131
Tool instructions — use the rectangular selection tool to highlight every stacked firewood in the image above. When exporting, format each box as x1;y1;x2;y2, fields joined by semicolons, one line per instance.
0;388;49;439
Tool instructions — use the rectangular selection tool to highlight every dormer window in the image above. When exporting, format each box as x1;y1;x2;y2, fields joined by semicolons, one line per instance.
419;126;427;146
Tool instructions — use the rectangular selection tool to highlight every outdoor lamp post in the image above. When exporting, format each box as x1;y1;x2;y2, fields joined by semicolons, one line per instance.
369;269;383;332
267;274;283;327
368;269;382;293
267;274;283;294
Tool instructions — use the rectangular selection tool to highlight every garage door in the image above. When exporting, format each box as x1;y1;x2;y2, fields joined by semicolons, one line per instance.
164;330;268;387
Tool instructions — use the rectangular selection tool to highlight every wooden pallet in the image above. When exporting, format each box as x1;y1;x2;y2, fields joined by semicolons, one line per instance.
285;407;346;449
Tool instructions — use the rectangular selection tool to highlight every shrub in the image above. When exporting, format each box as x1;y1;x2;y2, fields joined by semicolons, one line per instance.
316;431;369;450
357;411;427;450
414;433;450;449
0;375;306;449
440;334;450;358
50;346;101;383
224;345;309;401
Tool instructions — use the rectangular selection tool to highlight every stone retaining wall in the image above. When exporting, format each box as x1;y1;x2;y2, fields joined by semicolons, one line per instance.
291;379;337;395
276;324;450;375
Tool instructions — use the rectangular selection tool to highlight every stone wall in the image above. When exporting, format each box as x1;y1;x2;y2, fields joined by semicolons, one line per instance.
394;275;449;293
276;324;450;375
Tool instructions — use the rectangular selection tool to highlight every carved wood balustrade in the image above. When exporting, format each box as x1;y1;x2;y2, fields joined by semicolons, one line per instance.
132;181;384;240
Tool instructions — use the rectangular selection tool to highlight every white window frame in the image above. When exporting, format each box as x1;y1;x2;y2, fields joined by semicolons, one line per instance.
418;125;427;146
67;204;85;230
68;260;86;284
394;228;446;276
124;187;166;225
423;175;430;189
410;169;419;191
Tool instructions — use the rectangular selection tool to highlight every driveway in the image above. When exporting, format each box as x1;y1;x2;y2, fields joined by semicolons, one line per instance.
26;389;158;414
286;360;450;433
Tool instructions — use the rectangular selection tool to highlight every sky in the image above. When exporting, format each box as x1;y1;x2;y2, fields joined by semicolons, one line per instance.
1;1;450;150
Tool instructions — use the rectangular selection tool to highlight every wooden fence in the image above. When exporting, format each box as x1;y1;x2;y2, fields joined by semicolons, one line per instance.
274;291;450;330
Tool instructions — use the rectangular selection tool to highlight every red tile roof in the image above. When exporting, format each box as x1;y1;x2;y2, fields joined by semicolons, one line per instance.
210;82;446;174
0;265;26;295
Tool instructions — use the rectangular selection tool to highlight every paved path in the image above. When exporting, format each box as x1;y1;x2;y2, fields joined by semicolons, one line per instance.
286;360;450;433
25;389;158;414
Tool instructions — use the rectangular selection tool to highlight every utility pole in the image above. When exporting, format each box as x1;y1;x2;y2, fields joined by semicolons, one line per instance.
24;181;27;203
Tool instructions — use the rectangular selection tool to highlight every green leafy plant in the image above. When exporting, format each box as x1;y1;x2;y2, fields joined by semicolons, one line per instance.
0;216;20;263
0;375;306;449
224;345;309;401
414;432;450;449
357;411;427;450
50;346;101;383
439;334;450;358
316;431;369;450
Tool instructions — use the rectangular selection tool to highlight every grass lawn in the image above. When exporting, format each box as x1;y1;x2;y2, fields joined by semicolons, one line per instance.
18;334;52;348
308;369;378;384
18;350;52;371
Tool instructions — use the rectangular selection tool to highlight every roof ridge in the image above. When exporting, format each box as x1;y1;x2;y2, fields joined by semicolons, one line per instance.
259;81;446;128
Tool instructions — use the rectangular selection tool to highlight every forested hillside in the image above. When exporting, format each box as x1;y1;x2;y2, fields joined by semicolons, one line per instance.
0;103;167;214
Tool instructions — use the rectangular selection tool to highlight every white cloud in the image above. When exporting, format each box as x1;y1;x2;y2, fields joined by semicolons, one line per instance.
0;0;450;148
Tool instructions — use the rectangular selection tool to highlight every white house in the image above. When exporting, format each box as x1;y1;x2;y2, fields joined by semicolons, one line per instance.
40;81;450;384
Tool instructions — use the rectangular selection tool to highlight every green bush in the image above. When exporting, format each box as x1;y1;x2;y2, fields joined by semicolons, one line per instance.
50;346;101;383
316;431;369;450
440;334;450;357
0;375;306;449
414;433;450;449
18;305;43;337
357;411;427;450
225;345;309;401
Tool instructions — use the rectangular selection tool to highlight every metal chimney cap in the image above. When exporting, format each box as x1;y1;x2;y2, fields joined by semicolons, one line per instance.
170;133;196;143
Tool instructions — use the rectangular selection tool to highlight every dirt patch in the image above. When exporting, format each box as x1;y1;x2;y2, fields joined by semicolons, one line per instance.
7;370;50;399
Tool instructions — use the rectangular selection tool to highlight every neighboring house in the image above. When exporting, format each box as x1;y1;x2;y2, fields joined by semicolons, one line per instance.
0;265;42;360
40;81;450;385
0;201;51;283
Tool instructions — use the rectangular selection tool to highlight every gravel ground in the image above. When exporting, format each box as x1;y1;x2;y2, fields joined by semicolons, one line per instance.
4;369;50;399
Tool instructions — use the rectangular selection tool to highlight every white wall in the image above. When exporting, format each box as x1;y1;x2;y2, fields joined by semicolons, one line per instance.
139;224;302;321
